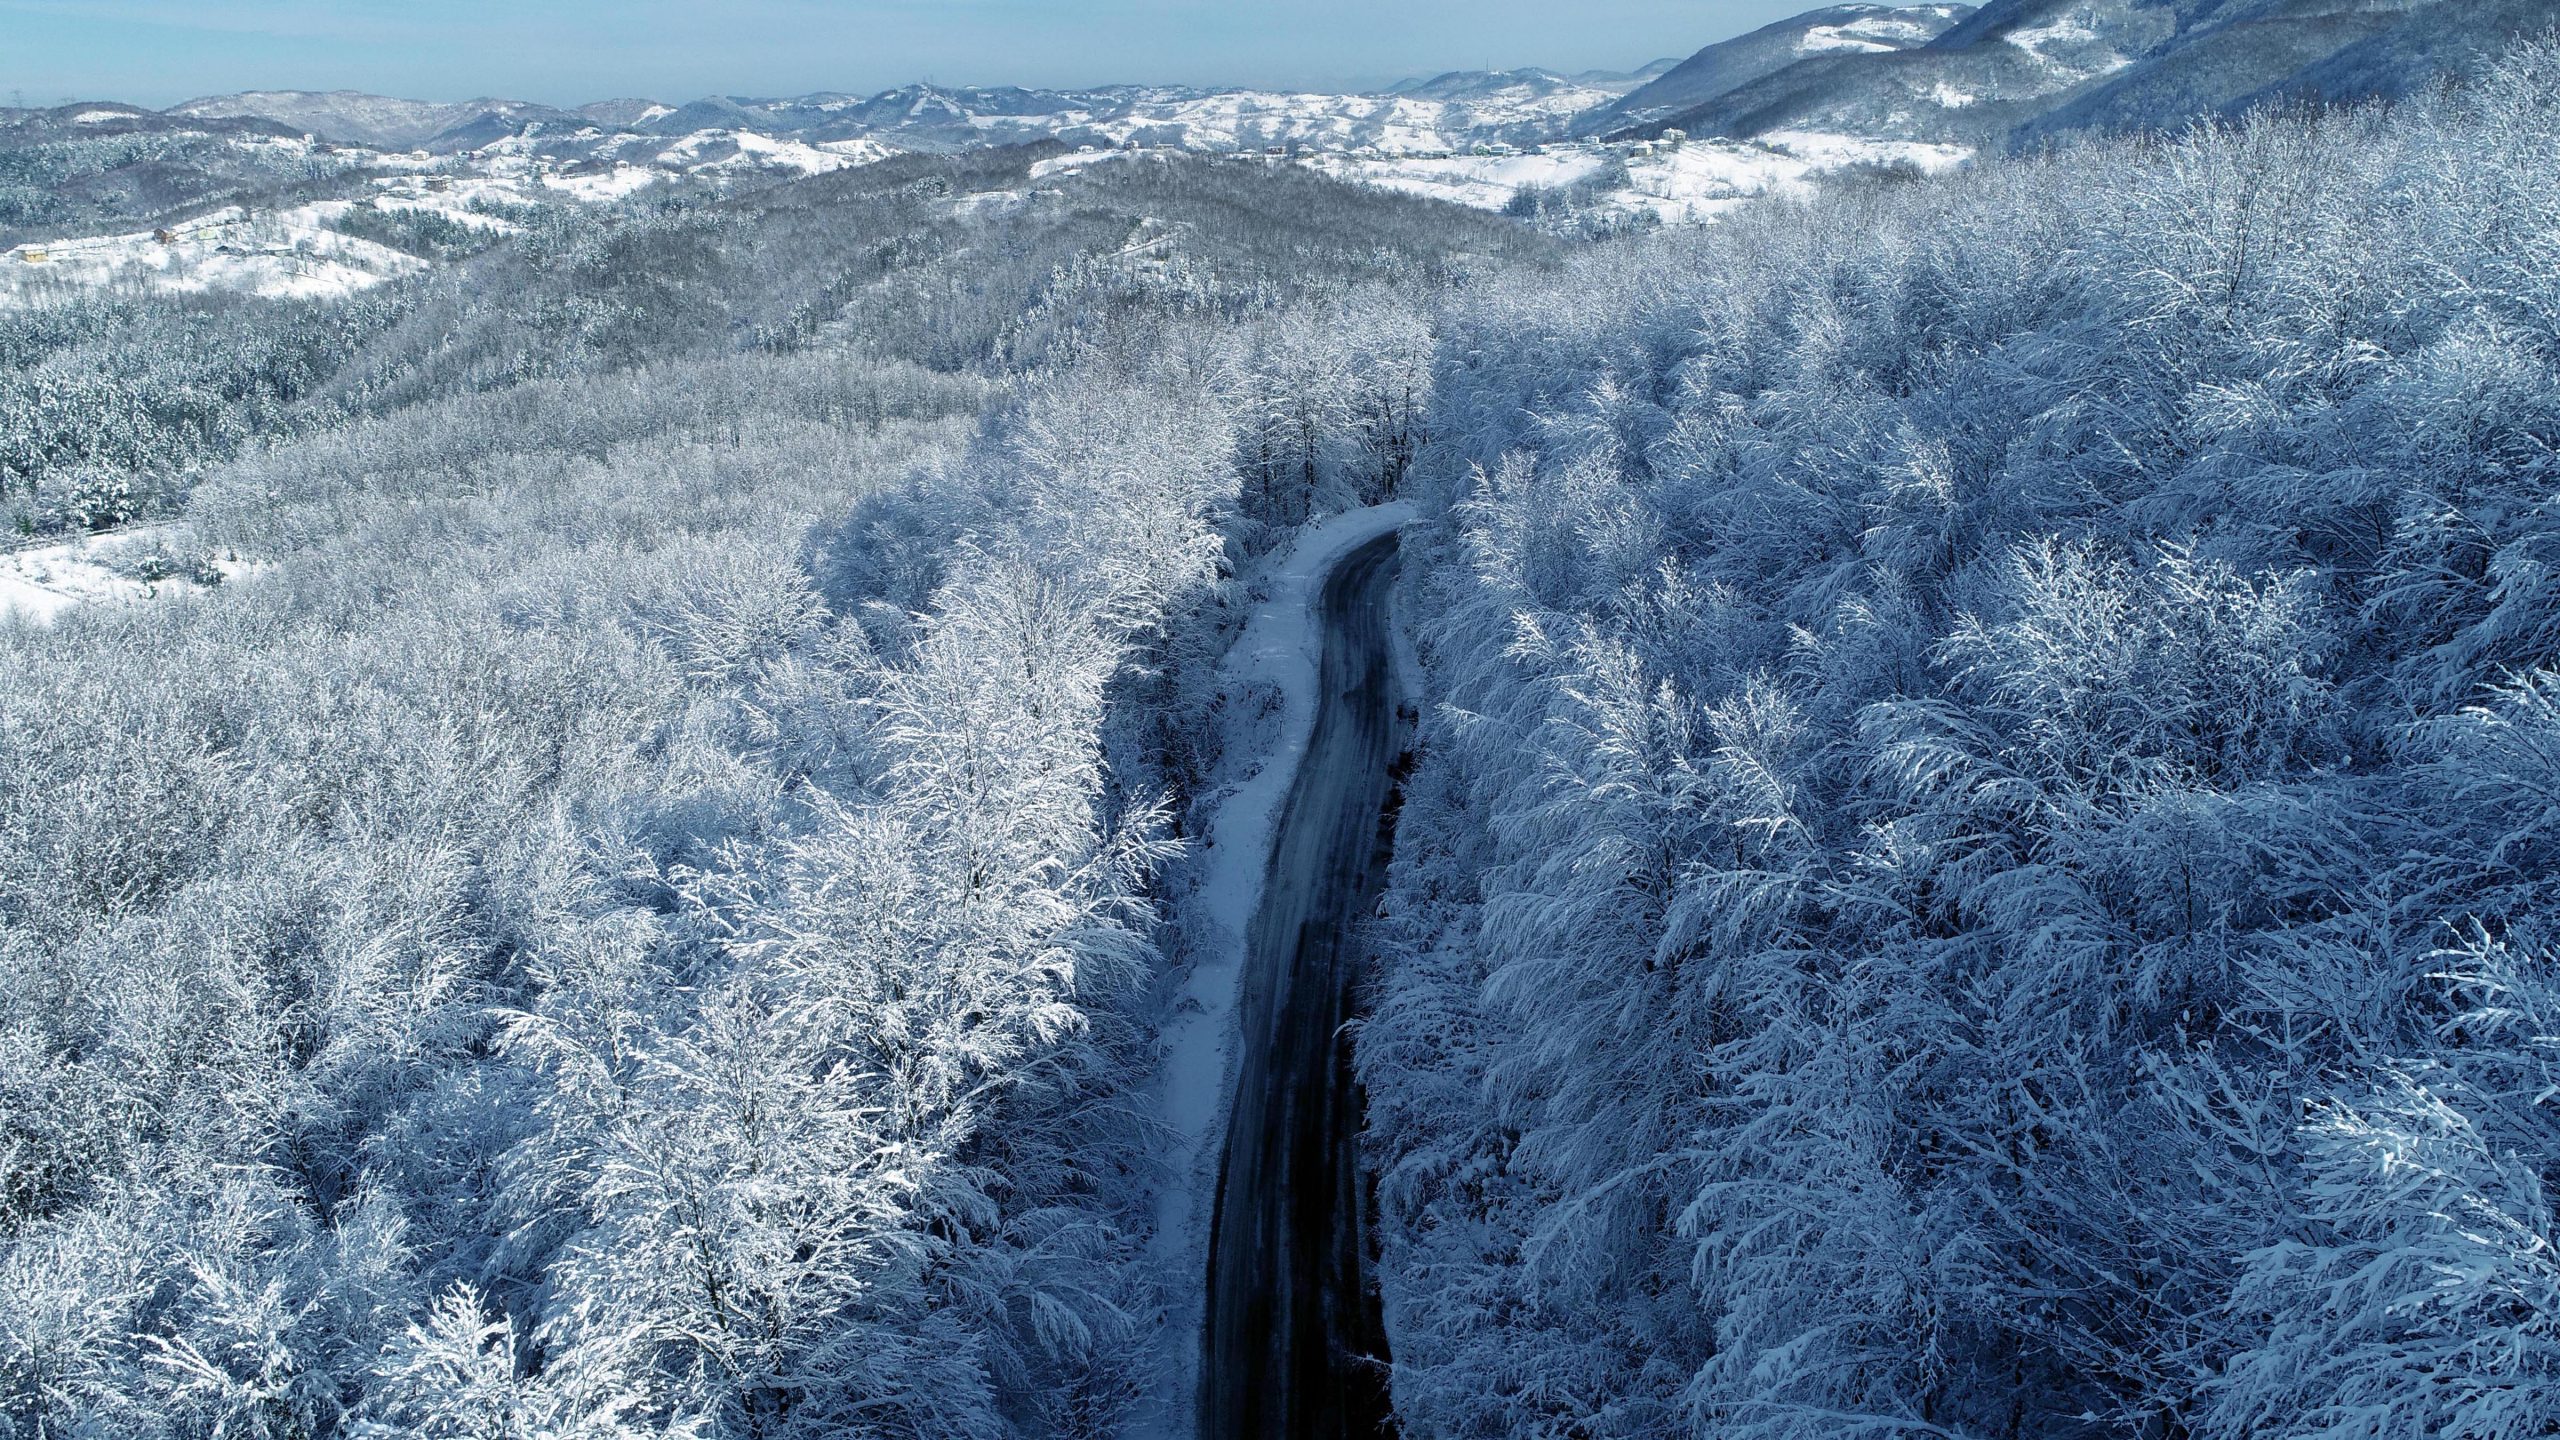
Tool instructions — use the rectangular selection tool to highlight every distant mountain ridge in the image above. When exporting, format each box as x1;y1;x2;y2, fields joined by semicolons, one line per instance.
162;71;1661;156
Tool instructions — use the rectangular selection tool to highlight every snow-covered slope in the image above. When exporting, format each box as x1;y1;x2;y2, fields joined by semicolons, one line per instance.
0;162;587;308
3;202;417;306
1642;0;2549;146
1638;0;2157;143
1658;36;2093;141
0;526;248;623
1590;4;1978;131
2017;0;2558;140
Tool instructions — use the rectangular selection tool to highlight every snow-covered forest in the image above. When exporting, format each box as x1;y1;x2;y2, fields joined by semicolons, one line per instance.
7;20;2560;1440
0;147;1461;1438
1364;41;2560;1440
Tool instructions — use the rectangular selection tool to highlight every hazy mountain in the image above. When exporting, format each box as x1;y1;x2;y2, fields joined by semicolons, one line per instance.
1392;67;1647;101
575;97;676;127
164;89;592;149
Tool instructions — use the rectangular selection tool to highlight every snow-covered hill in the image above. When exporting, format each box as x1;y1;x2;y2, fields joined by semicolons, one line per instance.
173;73;1660;160
0;165;566;307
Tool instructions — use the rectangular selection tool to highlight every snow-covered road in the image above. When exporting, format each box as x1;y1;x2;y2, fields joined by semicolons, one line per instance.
1200;526;1406;1438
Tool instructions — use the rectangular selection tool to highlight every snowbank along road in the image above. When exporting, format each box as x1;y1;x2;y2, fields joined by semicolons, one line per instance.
1201;528;1407;1438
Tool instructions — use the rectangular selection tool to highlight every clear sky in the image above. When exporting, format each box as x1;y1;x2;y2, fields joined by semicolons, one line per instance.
1;0;1817;107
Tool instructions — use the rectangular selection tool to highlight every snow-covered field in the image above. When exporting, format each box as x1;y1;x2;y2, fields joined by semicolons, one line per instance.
0;545;99;623
1;209;425;307
2004;12;2140;82
540;162;665;201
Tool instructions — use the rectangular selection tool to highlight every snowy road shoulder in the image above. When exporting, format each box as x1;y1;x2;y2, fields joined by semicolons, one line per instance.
1125;500;1413;1440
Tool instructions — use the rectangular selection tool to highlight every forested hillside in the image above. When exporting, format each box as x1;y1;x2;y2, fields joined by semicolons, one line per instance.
2;146;1538;544
1364;40;2560;1440
0;150;1469;1439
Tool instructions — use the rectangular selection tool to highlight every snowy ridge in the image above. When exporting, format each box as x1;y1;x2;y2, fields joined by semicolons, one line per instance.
1591;4;1978;131
1129;501;1413;1440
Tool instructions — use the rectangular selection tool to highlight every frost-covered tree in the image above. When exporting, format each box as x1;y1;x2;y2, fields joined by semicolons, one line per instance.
1364;43;2560;1439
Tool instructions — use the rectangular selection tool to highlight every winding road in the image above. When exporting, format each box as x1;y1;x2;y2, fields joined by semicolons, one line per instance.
1200;528;1407;1440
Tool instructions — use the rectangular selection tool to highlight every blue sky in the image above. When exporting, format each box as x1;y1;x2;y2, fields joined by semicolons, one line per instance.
2;1;1815;107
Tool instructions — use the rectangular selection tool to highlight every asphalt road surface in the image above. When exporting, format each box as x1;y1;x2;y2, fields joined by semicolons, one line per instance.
1200;528;1407;1440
